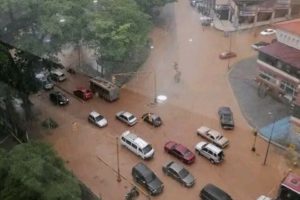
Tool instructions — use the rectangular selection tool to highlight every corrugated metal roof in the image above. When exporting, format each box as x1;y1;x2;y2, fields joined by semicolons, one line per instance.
273;19;300;36
258;42;300;69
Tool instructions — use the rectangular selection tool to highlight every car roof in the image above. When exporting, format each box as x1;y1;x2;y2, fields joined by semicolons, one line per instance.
169;162;184;173
122;131;148;148
219;107;232;114
89;111;100;118
205;143;222;154
175;143;188;153
208;129;222;138
51;69;64;76
134;137;148;148
133;162;153;176
202;184;232;200
123;112;133;118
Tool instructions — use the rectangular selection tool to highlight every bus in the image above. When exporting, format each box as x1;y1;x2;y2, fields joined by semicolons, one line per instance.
89;77;119;102
277;173;300;200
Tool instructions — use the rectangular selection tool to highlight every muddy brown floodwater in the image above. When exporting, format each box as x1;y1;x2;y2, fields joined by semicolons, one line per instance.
30;1;300;200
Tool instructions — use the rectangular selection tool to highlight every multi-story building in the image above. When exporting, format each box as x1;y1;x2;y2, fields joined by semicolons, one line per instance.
256;19;300;126
213;0;293;28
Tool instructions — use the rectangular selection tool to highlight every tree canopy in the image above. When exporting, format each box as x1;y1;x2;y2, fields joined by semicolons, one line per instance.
0;142;81;200
0;0;158;61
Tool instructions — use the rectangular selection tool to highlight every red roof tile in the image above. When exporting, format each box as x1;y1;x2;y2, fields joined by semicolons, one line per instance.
273;19;300;36
258;41;300;69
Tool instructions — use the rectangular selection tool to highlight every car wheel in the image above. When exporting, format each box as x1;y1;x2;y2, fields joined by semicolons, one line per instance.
210;159;215;164
196;150;201;155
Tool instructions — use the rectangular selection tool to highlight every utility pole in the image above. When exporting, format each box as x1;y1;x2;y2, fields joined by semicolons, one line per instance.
116;137;121;182
263;112;276;165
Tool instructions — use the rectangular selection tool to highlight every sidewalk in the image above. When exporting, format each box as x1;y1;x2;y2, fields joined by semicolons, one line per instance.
228;56;300;152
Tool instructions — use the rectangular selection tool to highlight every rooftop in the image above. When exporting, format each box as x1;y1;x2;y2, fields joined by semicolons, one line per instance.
273;19;300;36
259;42;300;69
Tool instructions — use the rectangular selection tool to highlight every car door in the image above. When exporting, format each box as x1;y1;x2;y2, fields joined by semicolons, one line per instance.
169;168;180;181
201;147;210;159
172;149;183;159
120;115;127;123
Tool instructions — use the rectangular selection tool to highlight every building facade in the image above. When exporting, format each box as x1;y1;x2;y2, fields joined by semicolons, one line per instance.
214;0;293;28
256;19;300;125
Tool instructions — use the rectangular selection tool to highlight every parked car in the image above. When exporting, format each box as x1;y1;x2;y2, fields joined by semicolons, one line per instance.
142;113;162;127
196;126;229;148
50;69;66;82
164;141;195;164
42;79;54;90
251;41;270;50
162;161;195;187
200;184;233;200
195;141;224;164
49;91;69;105
257;195;272;200
132;162;164;196
260;28;276;36
218;107;234;130
200;16;213;26
120;130;155;159
88;111;107;127
219;51;237;59
116;111;137;126
73;88;93;100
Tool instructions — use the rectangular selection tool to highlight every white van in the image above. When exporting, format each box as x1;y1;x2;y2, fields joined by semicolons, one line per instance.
120;131;154;159
50;69;66;82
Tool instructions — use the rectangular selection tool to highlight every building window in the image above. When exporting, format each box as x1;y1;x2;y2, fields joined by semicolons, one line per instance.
259;71;276;84
280;80;296;97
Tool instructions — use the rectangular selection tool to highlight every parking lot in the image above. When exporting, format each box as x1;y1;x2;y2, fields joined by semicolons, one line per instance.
30;1;300;200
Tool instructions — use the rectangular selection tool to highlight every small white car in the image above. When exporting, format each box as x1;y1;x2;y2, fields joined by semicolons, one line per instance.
260;29;276;36
195;141;224;164
196;126;229;148
116;111;137;126
88;111;107;127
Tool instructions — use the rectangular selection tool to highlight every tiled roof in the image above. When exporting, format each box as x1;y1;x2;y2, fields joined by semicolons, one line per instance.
273;19;300;36
259;42;300;69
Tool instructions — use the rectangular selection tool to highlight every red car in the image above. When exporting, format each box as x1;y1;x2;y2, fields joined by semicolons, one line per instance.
219;51;237;59
73;88;93;100
164;141;195;164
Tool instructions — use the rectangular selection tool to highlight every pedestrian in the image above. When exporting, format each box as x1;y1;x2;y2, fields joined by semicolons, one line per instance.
173;61;178;71
174;71;181;83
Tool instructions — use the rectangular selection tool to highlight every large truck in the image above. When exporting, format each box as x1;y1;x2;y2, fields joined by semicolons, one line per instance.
89;77;119;102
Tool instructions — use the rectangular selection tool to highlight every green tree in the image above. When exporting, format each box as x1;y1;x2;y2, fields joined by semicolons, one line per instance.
0;142;81;200
134;0;177;15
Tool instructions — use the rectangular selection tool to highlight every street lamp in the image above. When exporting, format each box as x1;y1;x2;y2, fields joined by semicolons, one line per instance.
263;112;276;165
116;137;121;182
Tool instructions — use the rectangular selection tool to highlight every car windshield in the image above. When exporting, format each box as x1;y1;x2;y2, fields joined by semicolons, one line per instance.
95;115;104;121
128;115;135;121
216;135;223;140
142;144;153;154
178;168;189;178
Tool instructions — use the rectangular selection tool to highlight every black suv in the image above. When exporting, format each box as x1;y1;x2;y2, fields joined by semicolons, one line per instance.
132;162;164;196
200;184;232;200
49;91;69;105
218;107;234;130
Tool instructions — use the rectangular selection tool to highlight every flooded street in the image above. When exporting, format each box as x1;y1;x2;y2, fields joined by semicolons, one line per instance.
30;1;300;200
